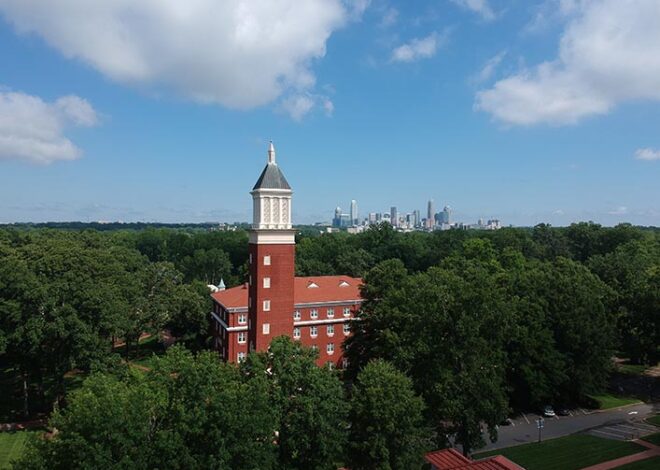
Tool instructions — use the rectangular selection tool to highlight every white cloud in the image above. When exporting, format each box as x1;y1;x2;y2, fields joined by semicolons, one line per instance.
0;89;98;164
391;32;443;63
476;0;660;125
608;206;628;215
635;148;660;161
450;0;496;21
472;51;506;84
380;7;398;27
280;92;334;121
0;0;360;116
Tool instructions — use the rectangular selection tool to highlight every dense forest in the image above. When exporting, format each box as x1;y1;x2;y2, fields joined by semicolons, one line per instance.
1;222;658;468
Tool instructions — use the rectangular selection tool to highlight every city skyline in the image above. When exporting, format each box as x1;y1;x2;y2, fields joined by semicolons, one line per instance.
0;1;659;227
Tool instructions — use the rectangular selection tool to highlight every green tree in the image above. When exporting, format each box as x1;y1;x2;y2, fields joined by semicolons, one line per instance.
348;360;430;470
16;347;278;470
244;337;348;470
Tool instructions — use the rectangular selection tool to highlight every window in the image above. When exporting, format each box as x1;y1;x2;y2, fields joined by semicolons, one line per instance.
263;277;271;288
293;327;301;339
263;300;270;311
293;310;301;320
310;326;318;338
327;343;335;355
249;253;252;264
327;325;334;337
310;309;318;319
238;332;246;344
327;308;334;318
343;323;350;335
237;352;246;363
263;255;271;266
343;307;351;317
262;323;270;335
311;345;318;352
238;314;247;325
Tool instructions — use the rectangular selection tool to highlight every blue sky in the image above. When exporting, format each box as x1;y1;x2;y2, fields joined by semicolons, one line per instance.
0;0;659;226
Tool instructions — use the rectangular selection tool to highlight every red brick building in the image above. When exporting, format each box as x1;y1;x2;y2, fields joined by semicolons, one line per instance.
210;143;362;367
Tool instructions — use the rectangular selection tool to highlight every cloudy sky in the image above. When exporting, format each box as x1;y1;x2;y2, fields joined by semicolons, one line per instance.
0;0;659;226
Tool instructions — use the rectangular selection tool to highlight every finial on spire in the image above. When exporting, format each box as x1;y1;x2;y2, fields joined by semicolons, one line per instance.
268;141;276;164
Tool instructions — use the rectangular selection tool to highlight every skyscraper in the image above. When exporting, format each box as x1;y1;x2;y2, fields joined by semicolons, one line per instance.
350;199;358;226
441;205;452;225
427;199;434;229
390;206;398;227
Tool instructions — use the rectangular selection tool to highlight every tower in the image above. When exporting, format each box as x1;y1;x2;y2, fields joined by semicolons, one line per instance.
427;199;435;229
350;199;358;226
248;142;296;353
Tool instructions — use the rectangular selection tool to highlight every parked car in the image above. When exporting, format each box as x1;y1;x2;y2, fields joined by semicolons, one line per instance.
543;405;556;417
557;407;570;416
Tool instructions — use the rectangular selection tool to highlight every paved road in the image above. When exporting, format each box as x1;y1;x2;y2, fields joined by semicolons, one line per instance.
480;402;658;451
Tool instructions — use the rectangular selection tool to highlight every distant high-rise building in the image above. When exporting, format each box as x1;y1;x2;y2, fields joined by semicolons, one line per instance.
427;200;434;228
413;209;421;227
441;205;452;225
390;206;398;227
333;207;342;228
368;212;377;224
350;200;358;226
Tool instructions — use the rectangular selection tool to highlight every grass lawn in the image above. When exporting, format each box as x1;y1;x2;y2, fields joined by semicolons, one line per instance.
646;415;660;427
642;432;660;446
0;431;35;469
615;457;660;470
618;363;650;375
589;393;641;410
474;434;645;470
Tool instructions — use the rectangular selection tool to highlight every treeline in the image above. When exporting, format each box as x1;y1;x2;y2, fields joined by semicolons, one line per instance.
0;229;210;419
15;338;430;470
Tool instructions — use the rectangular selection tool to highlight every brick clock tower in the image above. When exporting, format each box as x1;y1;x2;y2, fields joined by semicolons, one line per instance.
247;142;296;353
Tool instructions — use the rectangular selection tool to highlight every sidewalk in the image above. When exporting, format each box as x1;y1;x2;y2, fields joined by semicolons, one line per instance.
581;440;660;470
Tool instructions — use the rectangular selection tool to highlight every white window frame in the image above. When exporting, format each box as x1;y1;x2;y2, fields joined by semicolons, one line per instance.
262;323;270;335
327;324;334;337
263;300;270;312
310;309;318;319
343;323;350;335
237;352;246;363
310;326;318;338
327;343;335;355
263;255;271;266
238;314;247;325
237;332;247;344
343;307;351;317
293;310;301;320
327;308;334;318
311;345;318;352
263;277;271;289
293;327;301;339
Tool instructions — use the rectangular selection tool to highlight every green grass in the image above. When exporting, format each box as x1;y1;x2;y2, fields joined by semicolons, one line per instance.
642;432;660;446
589;393;641;410
474;434;645;470
615;457;660;470
618;363;650;375
0;431;35;469
646;415;660;427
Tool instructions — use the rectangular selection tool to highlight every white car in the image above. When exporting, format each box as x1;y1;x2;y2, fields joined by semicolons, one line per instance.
543;406;556;417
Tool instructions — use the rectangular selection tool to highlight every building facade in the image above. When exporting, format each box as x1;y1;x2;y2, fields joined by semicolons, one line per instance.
210;143;363;367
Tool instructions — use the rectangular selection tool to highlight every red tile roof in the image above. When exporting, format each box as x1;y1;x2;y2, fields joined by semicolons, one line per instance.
425;449;472;469
425;450;523;470
211;276;362;310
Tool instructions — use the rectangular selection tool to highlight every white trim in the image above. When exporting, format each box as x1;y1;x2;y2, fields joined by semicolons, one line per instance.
249;230;296;245
294;300;362;308
211;312;249;332
294;318;350;326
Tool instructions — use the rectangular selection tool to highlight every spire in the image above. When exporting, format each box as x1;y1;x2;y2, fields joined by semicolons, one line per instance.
217;278;226;291
268;141;275;164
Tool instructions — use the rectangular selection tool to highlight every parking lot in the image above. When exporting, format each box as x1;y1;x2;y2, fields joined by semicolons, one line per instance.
481;402;656;451
587;420;658;441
